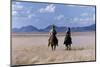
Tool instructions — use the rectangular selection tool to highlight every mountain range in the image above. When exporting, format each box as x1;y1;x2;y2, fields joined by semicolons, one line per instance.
12;24;96;32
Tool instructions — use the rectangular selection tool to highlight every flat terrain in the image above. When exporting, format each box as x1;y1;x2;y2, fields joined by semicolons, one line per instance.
12;32;95;65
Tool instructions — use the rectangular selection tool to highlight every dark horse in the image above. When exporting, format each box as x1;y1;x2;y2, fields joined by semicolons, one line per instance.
64;27;72;50
48;25;58;51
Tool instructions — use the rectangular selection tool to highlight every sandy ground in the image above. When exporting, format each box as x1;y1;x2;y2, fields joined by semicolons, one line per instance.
11;32;96;65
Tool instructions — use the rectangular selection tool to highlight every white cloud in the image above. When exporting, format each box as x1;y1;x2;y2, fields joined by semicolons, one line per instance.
66;5;88;8
79;18;90;22
12;5;23;11
55;14;64;20
80;13;95;23
72;16;95;24
72;13;95;24
81;13;89;16
15;2;21;5
39;4;56;13
12;2;24;11
28;14;36;19
66;5;76;7
28;15;32;19
12;11;17;16
73;17;79;21
73;17;83;22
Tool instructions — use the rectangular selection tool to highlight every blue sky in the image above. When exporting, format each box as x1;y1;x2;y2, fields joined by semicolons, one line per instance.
12;1;96;29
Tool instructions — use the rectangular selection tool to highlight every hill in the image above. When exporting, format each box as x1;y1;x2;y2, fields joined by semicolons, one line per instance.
12;24;96;32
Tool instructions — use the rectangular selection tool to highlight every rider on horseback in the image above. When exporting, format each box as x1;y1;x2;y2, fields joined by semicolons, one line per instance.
49;25;57;35
48;25;58;50
64;27;72;50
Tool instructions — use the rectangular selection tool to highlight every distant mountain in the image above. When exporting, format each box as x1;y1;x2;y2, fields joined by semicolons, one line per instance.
12;24;96;32
40;25;67;32
12;25;39;32
12;28;20;32
43;25;67;32
71;24;96;32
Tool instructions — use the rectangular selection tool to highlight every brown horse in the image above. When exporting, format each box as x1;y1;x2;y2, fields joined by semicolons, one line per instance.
48;25;58;51
48;34;58;51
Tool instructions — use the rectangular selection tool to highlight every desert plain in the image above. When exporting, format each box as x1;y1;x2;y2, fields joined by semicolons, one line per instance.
11;31;95;66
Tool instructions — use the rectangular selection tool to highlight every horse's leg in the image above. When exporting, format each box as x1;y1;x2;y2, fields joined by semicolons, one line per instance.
48;38;50;47
48;41;50;47
67;45;69;50
67;44;69;50
51;45;53;51
69;44;71;50
67;44;71;50
65;44;68;50
53;45;55;51
54;45;56;50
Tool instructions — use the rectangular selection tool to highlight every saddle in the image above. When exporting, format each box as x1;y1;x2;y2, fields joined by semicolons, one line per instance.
48;34;58;46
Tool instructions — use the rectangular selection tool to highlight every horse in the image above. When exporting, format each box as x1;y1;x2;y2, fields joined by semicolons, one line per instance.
64;34;72;50
48;32;58;51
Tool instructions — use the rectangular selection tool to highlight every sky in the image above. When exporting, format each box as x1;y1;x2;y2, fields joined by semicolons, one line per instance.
12;1;96;29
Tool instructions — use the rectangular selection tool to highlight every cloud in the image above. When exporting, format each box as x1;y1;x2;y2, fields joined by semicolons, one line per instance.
73;17;85;22
27;14;36;19
39;4;56;13
81;13;89;16
70;12;95;25
80;13;95;21
12;1;34;19
12;2;24;11
28;14;32;19
55;14;64;20
14;2;21;5
12;11;18;16
66;5;76;7
66;5;89;8
72;16;95;24
73;17;79;22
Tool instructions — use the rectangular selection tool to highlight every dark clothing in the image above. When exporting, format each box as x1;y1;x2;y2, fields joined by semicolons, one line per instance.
52;29;57;35
64;27;72;45
67;31;71;35
64;34;72;45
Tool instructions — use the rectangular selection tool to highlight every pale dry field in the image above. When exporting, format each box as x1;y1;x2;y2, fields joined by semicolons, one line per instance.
11;32;95;66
